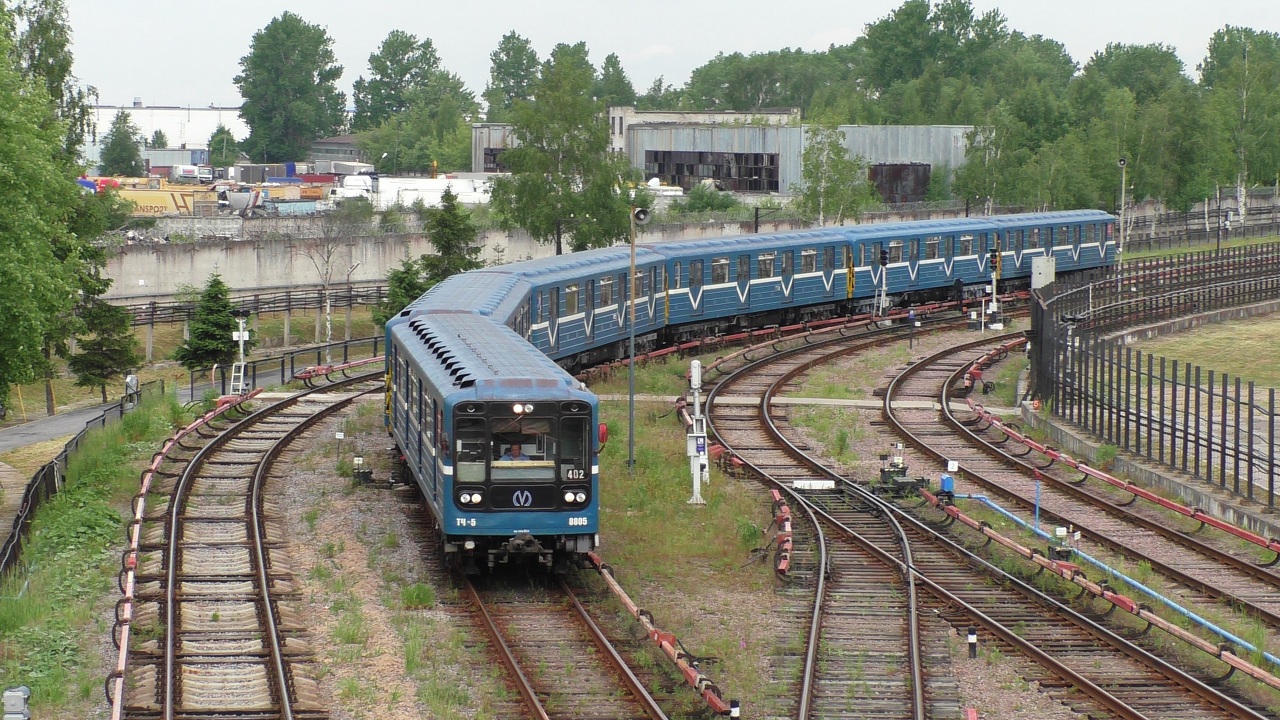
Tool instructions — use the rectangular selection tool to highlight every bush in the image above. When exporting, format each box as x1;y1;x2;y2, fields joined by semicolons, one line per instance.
401;582;436;609
674;184;738;213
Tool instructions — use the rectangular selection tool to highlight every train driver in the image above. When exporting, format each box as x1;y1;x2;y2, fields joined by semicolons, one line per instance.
500;444;527;461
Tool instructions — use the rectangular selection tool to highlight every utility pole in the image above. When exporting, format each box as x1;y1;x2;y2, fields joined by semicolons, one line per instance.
1116;158;1127;293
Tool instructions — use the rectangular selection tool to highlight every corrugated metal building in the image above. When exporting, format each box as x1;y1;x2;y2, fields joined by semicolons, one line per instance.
629;124;971;196
471;124;519;173
472;116;972;201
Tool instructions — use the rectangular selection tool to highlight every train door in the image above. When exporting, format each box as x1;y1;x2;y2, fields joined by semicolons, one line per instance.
736;254;751;308
780;250;794;304
836;245;849;299
548;286;560;349
907;238;920;287
689;260;704;316
583;279;595;339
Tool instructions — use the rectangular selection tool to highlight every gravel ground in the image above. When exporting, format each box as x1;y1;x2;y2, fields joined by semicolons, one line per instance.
782;326;1086;720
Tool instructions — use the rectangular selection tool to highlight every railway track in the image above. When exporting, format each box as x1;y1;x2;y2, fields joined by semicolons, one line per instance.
886;336;1280;665
706;321;968;720
115;375;380;720
462;574;667;720
706;323;1272;719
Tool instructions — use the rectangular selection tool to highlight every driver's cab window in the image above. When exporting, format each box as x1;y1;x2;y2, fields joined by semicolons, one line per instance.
454;418;487;482
490;416;554;481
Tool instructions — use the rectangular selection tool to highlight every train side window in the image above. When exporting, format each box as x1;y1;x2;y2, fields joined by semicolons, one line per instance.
978;233;989;253
822;246;834;271
413;375;422;423
711;257;728;284
758;252;775;278
1015;230;1025;250
690;260;704;290
959;234;974;255
803;248;818;273
780;250;793;280
670;262;681;289
425;394;435;455
655;265;664;293
1028;228;1040;249
942;235;954;257
910;240;920;262
616;273;626;305
550;287;560;318
435;402;445;456
598;276;613;306
454;417;487;482
888;240;904;264
565;283;579;315
538;291;549;322
584;279;594;315
737;254;751;282
925;236;939;260
646;266;656;297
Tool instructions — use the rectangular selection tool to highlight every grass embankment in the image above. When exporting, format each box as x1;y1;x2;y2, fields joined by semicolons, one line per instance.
1132;315;1280;390
1122;234;1279;262
2;307;382;423
0;395;188;715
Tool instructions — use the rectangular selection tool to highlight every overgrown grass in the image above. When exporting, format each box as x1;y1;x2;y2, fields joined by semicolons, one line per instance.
0;394;187;713
1132;314;1280;389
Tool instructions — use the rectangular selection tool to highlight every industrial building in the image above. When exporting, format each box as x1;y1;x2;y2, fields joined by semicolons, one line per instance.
473;108;972;203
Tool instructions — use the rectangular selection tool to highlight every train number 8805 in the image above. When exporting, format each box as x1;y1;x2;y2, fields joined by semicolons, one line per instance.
568;517;589;526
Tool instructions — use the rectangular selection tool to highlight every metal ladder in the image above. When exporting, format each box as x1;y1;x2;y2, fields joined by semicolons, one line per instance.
229;362;248;396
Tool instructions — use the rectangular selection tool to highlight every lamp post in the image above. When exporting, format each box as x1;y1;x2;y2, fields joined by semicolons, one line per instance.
626;202;651;473
344;261;362;341
1116;158;1127;293
627;203;637;473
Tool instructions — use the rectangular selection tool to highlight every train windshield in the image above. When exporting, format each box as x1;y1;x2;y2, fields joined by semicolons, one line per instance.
453;414;593;483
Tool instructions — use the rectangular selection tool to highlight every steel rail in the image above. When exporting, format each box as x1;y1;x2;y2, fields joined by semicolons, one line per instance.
461;577;550;720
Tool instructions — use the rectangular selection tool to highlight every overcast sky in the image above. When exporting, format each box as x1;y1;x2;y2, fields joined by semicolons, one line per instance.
64;0;1279;108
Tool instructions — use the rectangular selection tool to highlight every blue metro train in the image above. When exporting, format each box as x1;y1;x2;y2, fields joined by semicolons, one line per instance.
385;209;1115;570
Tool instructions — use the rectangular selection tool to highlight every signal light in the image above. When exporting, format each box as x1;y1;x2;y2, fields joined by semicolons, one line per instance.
879;249;889;267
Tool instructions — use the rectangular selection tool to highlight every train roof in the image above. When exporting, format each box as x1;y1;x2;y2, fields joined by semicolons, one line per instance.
642;228;851;256
392;311;586;397
400;270;529;318
983;209;1114;226
501;245;664;285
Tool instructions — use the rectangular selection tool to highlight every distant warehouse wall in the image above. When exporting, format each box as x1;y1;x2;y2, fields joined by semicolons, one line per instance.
625;124;971;197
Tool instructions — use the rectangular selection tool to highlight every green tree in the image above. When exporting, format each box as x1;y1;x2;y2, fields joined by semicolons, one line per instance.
490;42;636;254
420;185;483;281
373;257;431;327
3;0;96;159
793;123;878;226
374;186;484;325
208;124;239;167
0;28;83;410
234;11;345;163
148;128;167;149
68;298;141;402
173;273;239;372
483;30;539;122
1199;27;1280;216
352;30;441;131
636;75;679;110
98;109;143;176
595;53;636;107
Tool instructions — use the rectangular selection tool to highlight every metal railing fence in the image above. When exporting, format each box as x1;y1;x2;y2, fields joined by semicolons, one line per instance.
1030;241;1280;506
0;380;165;576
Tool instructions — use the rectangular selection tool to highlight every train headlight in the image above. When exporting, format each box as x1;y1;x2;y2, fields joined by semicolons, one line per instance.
524;404;534;413
564;491;576;503
460;493;472;503
470;492;482;504
575;492;587;503
463;540;476;550
513;403;523;413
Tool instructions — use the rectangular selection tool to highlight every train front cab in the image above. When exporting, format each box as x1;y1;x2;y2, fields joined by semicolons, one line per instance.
445;393;600;572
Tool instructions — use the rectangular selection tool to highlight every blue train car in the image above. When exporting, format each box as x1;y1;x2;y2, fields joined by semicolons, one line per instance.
385;210;1115;570
387;310;600;571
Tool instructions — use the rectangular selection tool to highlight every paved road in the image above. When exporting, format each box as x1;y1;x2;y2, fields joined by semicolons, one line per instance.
0;381;210;454
0;405;113;453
